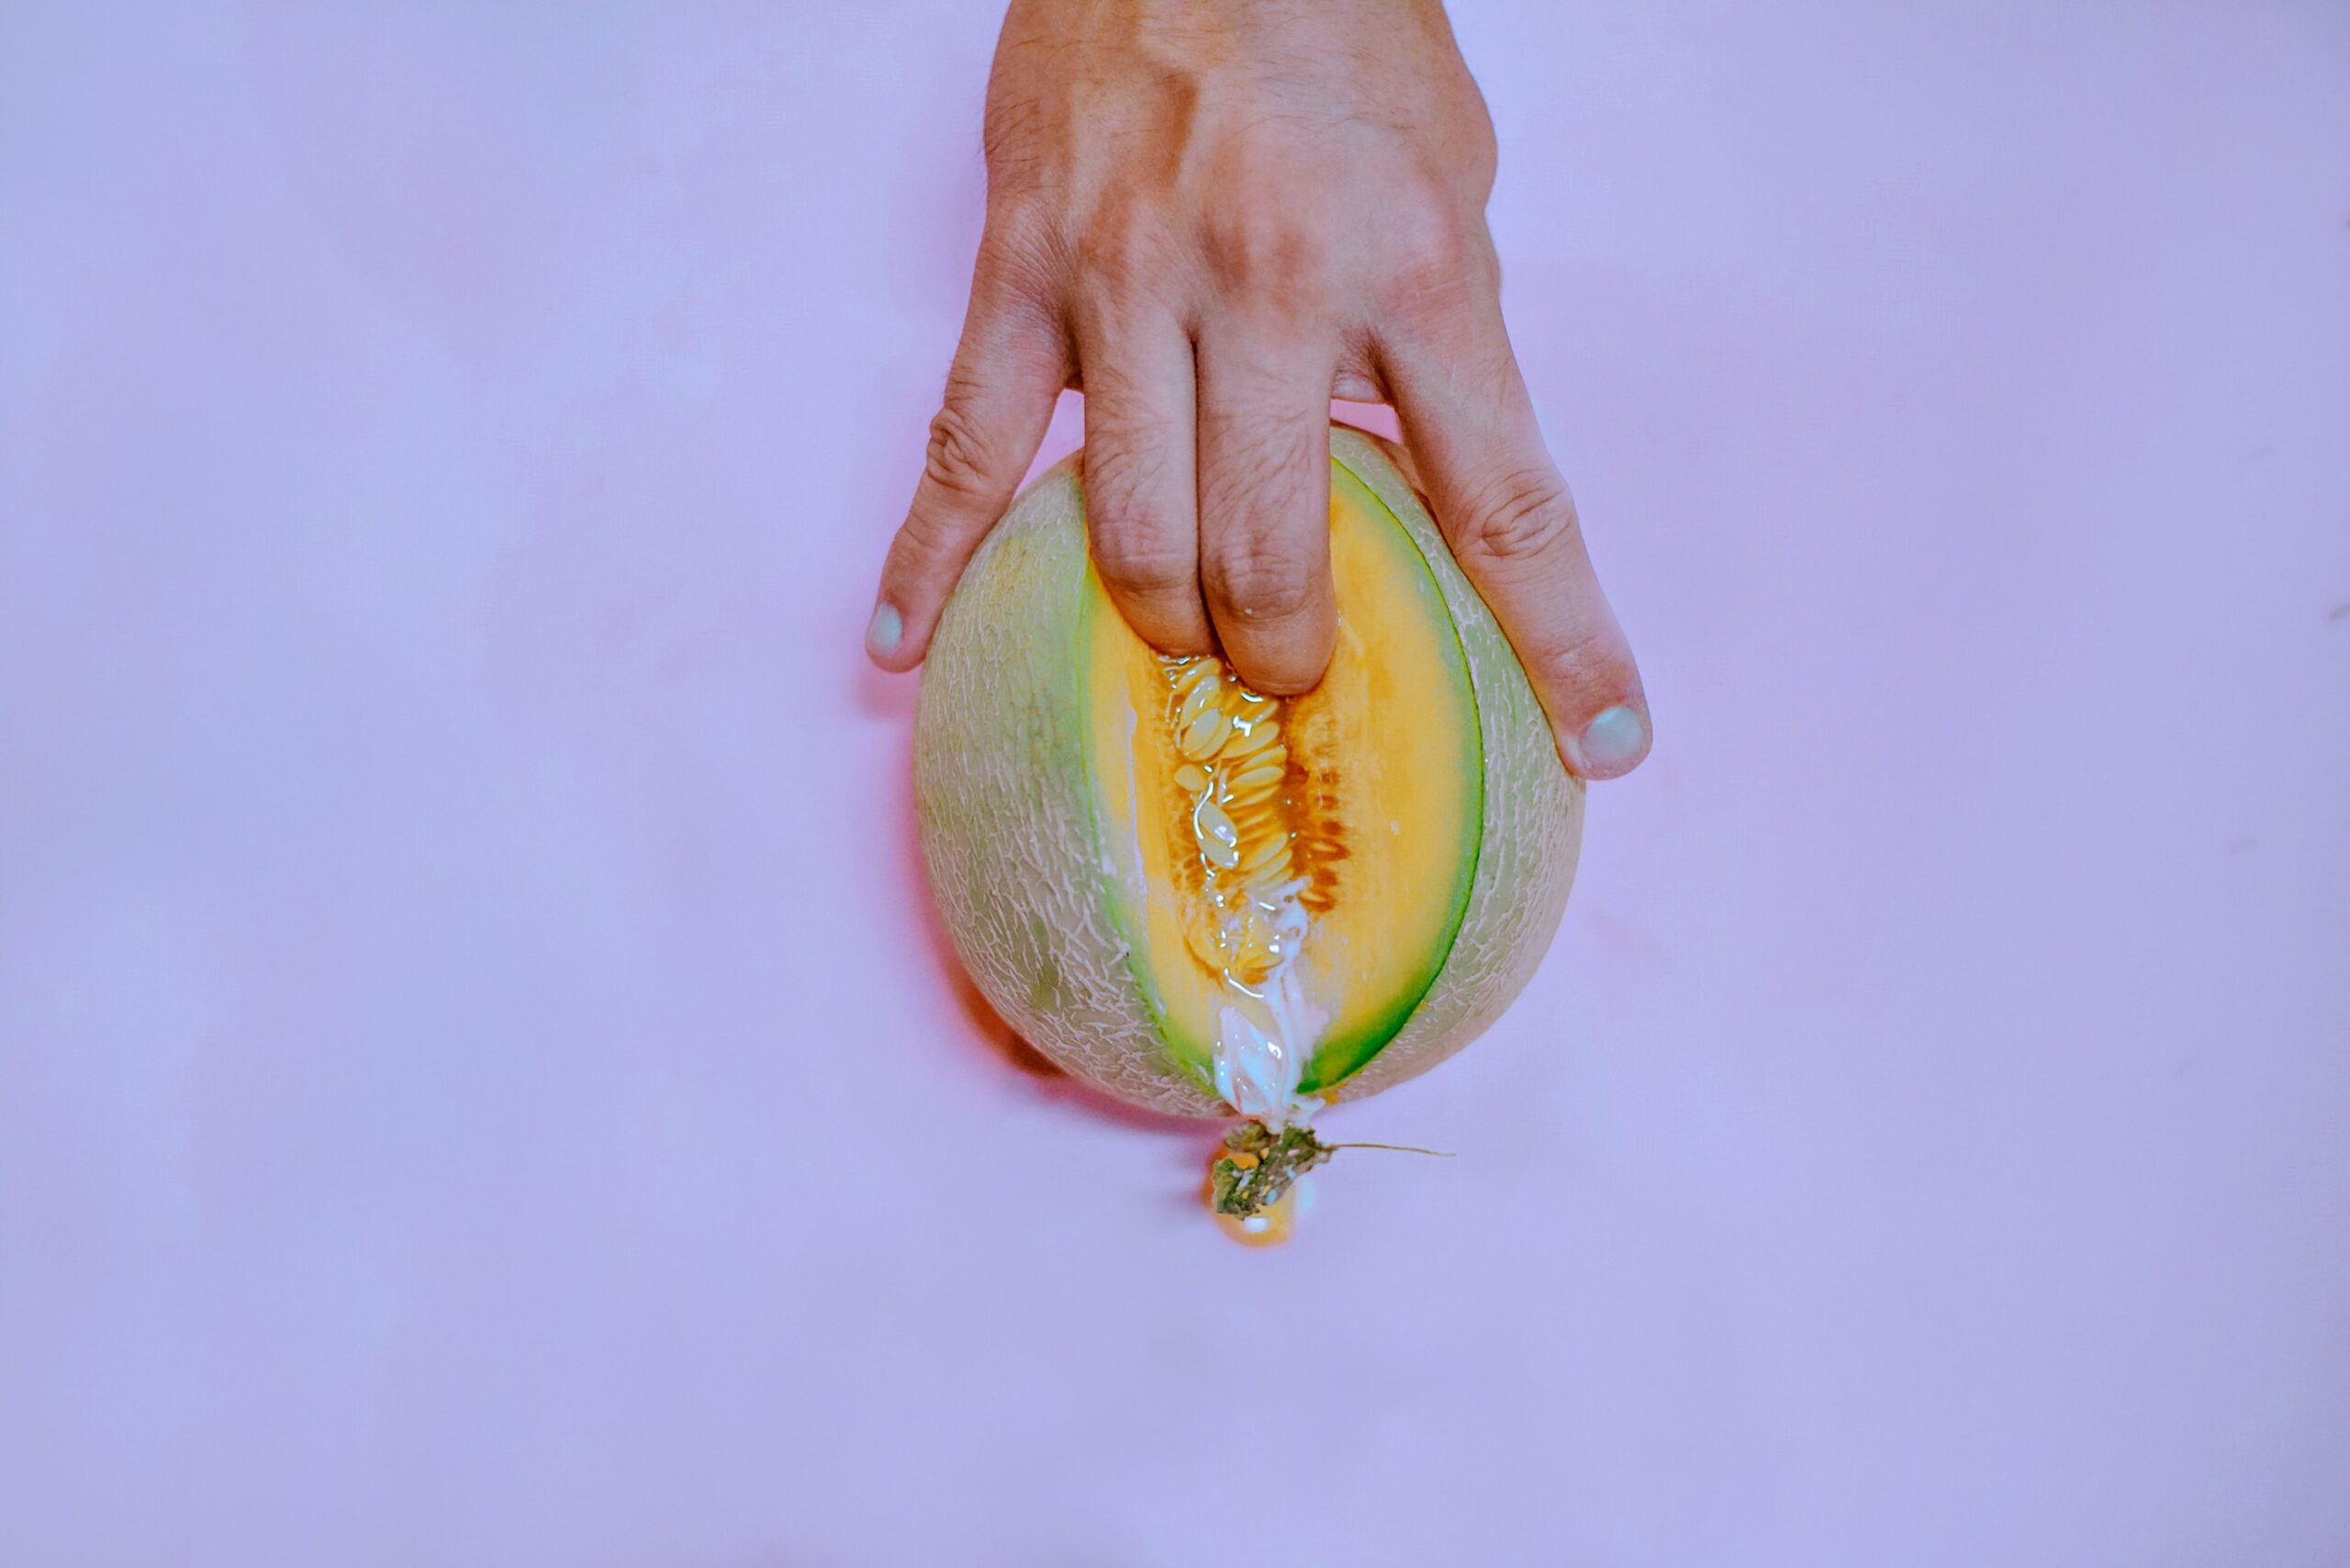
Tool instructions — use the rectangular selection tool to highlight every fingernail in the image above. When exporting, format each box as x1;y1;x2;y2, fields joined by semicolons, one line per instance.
867;602;902;655
1572;704;1649;778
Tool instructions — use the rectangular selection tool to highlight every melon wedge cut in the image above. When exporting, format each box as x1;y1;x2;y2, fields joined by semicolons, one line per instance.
914;426;1583;1120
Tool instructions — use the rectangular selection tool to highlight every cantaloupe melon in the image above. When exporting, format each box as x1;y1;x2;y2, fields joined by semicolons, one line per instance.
914;427;1583;1204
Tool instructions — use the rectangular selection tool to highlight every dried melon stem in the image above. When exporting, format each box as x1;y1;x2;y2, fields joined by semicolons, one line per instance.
1209;1121;1336;1219
1209;1120;1455;1222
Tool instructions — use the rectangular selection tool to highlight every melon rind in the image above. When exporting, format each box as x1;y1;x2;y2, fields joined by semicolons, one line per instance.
912;426;1583;1118
910;463;1203;1114
1318;428;1583;1102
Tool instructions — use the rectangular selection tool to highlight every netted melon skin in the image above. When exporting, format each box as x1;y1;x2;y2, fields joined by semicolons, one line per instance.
912;430;1583;1118
913;458;1229;1117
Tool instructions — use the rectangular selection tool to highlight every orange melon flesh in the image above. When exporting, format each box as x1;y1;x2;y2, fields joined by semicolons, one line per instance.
1081;461;1483;1098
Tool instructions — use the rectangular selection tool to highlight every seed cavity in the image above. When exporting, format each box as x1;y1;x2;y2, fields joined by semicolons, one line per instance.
1156;654;1344;991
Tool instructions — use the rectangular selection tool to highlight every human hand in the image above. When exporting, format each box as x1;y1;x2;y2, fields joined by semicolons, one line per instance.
866;0;1650;779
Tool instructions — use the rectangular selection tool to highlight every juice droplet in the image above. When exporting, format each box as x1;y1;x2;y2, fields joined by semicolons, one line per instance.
1205;1153;1312;1247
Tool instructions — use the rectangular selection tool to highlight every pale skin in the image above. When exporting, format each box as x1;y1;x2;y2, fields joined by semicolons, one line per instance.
866;0;1651;780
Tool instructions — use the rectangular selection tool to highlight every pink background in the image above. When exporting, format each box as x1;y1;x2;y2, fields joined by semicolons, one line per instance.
5;3;2348;1564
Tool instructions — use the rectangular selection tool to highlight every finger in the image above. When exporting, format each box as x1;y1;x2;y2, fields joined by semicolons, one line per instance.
1382;305;1651;779
867;263;1068;672
1074;297;1211;654
1193;324;1339;695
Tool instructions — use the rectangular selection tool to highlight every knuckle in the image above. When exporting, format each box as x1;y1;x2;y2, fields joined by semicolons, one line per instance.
985;196;1050;255
1083;443;1197;599
1077;201;1167;297
1091;525;1193;598
1391;197;1476;277
977;202;1066;304
1450;124;1500;203
1085;455;1193;597
1206;204;1327;299
1457;468;1580;564
922;397;1001;500
981;91;1037;160
981;99;1053;197
1379;207;1490;325
1204;538;1321;623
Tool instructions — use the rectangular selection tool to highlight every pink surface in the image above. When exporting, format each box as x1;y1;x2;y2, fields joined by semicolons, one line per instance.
5;4;2348;1564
